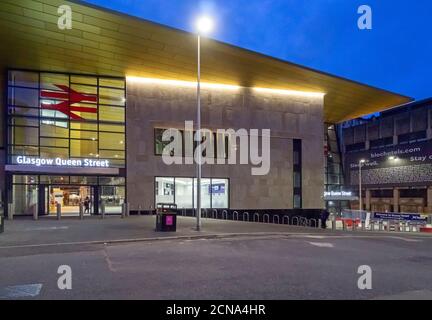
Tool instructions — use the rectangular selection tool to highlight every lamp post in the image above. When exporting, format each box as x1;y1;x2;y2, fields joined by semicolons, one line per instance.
359;159;366;212
195;16;214;231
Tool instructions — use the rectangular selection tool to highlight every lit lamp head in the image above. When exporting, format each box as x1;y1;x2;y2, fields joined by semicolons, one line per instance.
196;16;214;35
359;159;366;164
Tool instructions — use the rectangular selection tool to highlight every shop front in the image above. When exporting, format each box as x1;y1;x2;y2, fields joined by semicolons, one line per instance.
5;70;126;218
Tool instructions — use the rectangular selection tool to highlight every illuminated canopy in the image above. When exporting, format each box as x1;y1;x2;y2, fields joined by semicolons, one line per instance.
0;0;412;123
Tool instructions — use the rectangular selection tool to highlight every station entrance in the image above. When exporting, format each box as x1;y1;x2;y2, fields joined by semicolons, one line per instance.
40;185;96;217
7;174;126;218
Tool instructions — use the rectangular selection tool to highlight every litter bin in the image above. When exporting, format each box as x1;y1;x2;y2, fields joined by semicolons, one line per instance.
156;203;177;232
0;216;4;234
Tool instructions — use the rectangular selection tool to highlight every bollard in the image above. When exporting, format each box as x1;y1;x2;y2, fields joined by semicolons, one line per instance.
79;203;84;220
126;203;130;217
409;223;414;232
8;203;13;221
379;220;384;231
121;203;126;218
361;220;366;231
121;202;129;218
101;201;106;219
353;221;357;231
56;203;61;220
332;219;336;231
342;220;347;231
33;205;38;221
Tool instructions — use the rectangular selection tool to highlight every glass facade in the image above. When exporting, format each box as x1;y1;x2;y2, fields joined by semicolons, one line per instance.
7;70;126;167
155;177;229;209
325;124;350;215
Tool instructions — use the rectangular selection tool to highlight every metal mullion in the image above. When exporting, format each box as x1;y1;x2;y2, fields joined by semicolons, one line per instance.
68;74;71;159
38;72;41;157
97;76;100;157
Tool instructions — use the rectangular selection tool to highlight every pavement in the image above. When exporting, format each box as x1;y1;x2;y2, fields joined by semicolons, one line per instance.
1;216;432;299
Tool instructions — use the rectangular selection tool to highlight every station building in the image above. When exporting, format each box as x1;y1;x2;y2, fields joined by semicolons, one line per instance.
0;0;411;218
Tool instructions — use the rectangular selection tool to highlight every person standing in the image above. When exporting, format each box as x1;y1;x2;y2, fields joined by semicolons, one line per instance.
84;196;90;214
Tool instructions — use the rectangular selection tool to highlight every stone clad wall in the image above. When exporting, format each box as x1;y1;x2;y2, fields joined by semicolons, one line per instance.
126;80;324;210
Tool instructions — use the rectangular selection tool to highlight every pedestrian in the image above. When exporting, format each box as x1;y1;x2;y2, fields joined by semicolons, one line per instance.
321;210;330;229
84;196;90;214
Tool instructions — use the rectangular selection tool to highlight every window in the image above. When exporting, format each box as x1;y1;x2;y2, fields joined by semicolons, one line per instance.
7;70;126;167
210;179;229;209
154;177;229;209
155;177;175;204
175;178;194;209
398;131;427;144
293;139;302;209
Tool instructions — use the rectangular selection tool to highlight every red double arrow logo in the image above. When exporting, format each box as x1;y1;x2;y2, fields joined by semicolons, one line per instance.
40;84;97;120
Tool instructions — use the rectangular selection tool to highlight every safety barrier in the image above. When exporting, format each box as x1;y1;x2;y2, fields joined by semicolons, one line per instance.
253;212;260;222
273;215;280;224
263;214;270;223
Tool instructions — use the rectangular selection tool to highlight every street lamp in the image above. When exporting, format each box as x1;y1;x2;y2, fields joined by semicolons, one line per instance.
359;159;366;212
195;16;214;231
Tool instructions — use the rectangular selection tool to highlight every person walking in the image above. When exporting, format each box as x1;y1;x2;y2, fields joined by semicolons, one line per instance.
321;210;330;229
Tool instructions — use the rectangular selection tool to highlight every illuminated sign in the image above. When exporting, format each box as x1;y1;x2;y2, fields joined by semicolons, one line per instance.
40;84;97;120
323;191;358;201
15;156;109;168
324;191;353;197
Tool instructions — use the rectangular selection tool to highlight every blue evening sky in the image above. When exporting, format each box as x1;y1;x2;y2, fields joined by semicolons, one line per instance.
83;0;431;100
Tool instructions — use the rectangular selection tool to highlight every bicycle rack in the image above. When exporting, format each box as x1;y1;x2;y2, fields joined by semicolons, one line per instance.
242;212;249;222
301;217;308;226
291;216;300;226
222;210;228;220
282;215;289;225
273;215;280;224
263;214;270;223
309;219;317;228
253;212;260;222
233;211;239;221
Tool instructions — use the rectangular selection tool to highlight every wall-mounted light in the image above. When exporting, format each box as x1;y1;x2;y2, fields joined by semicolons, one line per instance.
126;76;326;98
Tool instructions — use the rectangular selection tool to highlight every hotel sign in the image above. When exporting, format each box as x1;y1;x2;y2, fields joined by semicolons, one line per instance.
15;156;110;168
